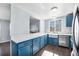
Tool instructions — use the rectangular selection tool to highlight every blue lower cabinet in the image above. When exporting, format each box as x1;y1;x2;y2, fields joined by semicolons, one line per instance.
48;37;53;45
17;40;32;56
12;34;73;56
44;35;47;45
40;36;45;48
12;41;18;56
68;36;73;48
48;37;59;46
18;45;32;56
33;37;40;55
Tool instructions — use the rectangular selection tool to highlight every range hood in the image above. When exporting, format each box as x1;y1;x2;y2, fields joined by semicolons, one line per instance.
71;6;79;56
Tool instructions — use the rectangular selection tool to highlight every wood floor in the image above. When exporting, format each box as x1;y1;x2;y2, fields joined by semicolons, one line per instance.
35;45;71;56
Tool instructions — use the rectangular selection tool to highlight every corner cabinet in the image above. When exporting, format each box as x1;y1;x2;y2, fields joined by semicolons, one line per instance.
48;35;59;46
66;14;73;27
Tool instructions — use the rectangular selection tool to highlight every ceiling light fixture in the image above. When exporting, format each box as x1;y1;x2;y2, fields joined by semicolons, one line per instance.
50;7;58;11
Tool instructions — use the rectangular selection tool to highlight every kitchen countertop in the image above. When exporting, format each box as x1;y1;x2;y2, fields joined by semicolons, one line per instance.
11;33;47;43
11;32;72;43
48;32;72;35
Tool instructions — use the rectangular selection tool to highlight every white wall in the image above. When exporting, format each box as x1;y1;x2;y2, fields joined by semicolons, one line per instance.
57;17;66;33
61;17;72;34
45;20;50;33
0;20;10;43
0;4;10;43
0;4;11;20
10;4;47;36
40;20;45;33
10;5;31;36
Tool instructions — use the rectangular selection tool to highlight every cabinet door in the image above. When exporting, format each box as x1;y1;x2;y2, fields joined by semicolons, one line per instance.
40;36;45;48
48;37;53;45
12;41;17;56
48;37;59;46
44;35;47;45
33;37;40;55
18;45;32;56
68;36;73;48
66;14;73;27
52;38;59;46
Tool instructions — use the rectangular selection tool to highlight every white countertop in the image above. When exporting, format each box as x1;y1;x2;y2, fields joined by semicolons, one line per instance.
11;32;72;43
11;33;47;43
48;32;72;35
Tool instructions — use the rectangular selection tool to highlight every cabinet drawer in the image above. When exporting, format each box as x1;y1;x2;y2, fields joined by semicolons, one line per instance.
18;40;32;48
49;37;58;40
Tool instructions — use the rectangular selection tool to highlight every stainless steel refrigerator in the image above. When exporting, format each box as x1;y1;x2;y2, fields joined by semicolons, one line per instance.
71;6;79;56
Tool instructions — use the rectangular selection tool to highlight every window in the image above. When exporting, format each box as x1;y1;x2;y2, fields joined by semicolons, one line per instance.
50;21;55;32
50;20;61;33
56;20;61;32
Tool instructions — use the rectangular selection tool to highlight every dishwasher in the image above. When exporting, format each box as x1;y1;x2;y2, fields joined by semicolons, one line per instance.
59;35;69;47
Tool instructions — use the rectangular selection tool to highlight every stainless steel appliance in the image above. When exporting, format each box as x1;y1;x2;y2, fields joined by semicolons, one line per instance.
71;6;79;56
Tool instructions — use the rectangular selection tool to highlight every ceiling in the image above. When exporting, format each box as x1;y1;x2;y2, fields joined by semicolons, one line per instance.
13;3;76;20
